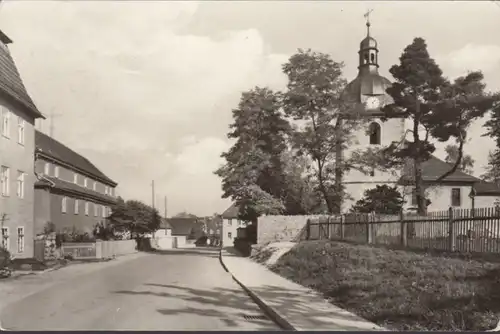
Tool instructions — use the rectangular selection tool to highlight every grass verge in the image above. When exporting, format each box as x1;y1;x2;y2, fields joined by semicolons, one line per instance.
269;240;500;331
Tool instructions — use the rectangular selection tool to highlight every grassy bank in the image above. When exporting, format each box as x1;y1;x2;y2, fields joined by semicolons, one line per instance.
270;240;500;331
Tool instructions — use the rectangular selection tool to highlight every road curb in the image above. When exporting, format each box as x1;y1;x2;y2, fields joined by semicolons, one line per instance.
218;250;296;331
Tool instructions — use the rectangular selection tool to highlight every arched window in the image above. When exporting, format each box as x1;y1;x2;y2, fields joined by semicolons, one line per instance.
364;53;369;64
370;53;375;63
369;122;381;145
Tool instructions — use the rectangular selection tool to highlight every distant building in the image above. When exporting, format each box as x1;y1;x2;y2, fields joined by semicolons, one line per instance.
221;203;248;247
34;130;118;235
0;30;45;258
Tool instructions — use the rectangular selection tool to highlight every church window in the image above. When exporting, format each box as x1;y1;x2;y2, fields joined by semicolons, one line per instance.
368;122;381;145
364;53;369;64
370;53;375;63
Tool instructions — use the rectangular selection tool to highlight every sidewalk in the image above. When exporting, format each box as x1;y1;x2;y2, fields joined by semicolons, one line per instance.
220;248;386;331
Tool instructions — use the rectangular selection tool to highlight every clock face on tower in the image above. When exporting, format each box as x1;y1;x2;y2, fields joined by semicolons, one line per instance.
365;96;380;110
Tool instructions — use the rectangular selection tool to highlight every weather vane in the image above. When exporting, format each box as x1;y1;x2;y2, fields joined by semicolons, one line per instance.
364;9;373;35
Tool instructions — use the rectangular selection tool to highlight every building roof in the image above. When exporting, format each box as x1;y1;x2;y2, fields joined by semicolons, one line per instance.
35;176;117;205
474;181;500;196
35;130;117;186
221;203;239;219
399;156;481;184
0;30;44;119
159;218;172;230
166;218;199;236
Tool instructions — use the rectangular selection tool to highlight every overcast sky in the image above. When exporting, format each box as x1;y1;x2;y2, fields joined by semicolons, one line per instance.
1;1;499;216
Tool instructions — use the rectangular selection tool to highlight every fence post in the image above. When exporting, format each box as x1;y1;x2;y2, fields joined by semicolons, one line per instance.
400;210;407;247
366;213;373;244
306;219;310;240
327;216;332;239
448;207;455;251
340;215;345;240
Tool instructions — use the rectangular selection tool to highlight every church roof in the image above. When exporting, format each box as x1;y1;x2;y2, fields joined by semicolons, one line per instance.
0;29;44;119
345;73;392;102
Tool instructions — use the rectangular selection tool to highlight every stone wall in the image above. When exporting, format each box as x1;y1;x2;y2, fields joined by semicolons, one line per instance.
257;215;330;245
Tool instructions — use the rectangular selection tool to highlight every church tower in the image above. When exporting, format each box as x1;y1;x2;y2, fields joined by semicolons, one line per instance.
342;15;406;212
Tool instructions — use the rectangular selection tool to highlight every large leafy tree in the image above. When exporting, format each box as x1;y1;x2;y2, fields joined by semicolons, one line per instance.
282;49;362;214
444;144;475;175
350;185;404;214
109;199;161;237
215;87;291;222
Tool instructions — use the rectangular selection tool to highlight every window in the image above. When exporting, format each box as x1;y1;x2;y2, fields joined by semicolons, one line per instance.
84;202;89;216
109;188;113;197
94;203;98;217
451;188;461;207
61;197;67;213
104;186;108;195
17;117;25;145
228;232;232;239
102;205;106;218
228;219;232;226
44;163;50;176
93;181;97;191
369;169;375;177
1;227;9;250
363;53;368;64
73;173;78;184
84;178;88;188
370;53;375;63
1;166;9;196
54;166;60;178
16;171;24;198
368;122;381;145
17;227;24;253
2;108;10;138
74;199;79;214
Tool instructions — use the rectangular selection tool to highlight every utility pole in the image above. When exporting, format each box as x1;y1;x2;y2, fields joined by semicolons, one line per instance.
151;180;155;210
164;195;168;218
49;111;62;138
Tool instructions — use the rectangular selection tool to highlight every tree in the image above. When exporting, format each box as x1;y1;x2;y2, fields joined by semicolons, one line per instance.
215;86;291;223
444;144;474;175
173;212;198;219
430;71;497;181
109;199;161;237
350;185;404;214
282;49;362;214
380;38;447;215
481;150;500;184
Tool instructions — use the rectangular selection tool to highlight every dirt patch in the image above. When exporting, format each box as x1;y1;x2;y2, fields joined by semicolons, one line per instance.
270;240;500;331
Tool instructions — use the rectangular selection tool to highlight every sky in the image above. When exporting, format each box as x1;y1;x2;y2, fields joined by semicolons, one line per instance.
1;1;499;217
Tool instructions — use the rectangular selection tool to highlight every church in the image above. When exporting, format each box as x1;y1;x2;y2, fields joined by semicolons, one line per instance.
341;19;500;213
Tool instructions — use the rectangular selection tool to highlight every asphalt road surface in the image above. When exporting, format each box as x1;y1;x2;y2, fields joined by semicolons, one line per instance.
0;248;280;331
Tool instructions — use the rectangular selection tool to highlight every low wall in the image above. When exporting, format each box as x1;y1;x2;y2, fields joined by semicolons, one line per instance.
62;240;137;260
156;237;176;250
257;215;330;245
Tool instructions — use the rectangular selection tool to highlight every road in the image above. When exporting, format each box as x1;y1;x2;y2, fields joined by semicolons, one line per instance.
0;248;280;331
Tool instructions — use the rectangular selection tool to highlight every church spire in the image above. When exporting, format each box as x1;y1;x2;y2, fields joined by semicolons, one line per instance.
358;10;379;73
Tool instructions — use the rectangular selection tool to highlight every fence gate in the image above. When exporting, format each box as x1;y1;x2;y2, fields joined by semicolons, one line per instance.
34;239;45;262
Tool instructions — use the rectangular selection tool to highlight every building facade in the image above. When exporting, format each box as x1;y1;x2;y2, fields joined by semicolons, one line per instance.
221;203;248;247
34;130;117;235
342;20;403;212
0;30;45;258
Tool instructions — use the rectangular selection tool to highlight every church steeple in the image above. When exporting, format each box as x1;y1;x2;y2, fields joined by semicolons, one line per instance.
358;10;379;74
